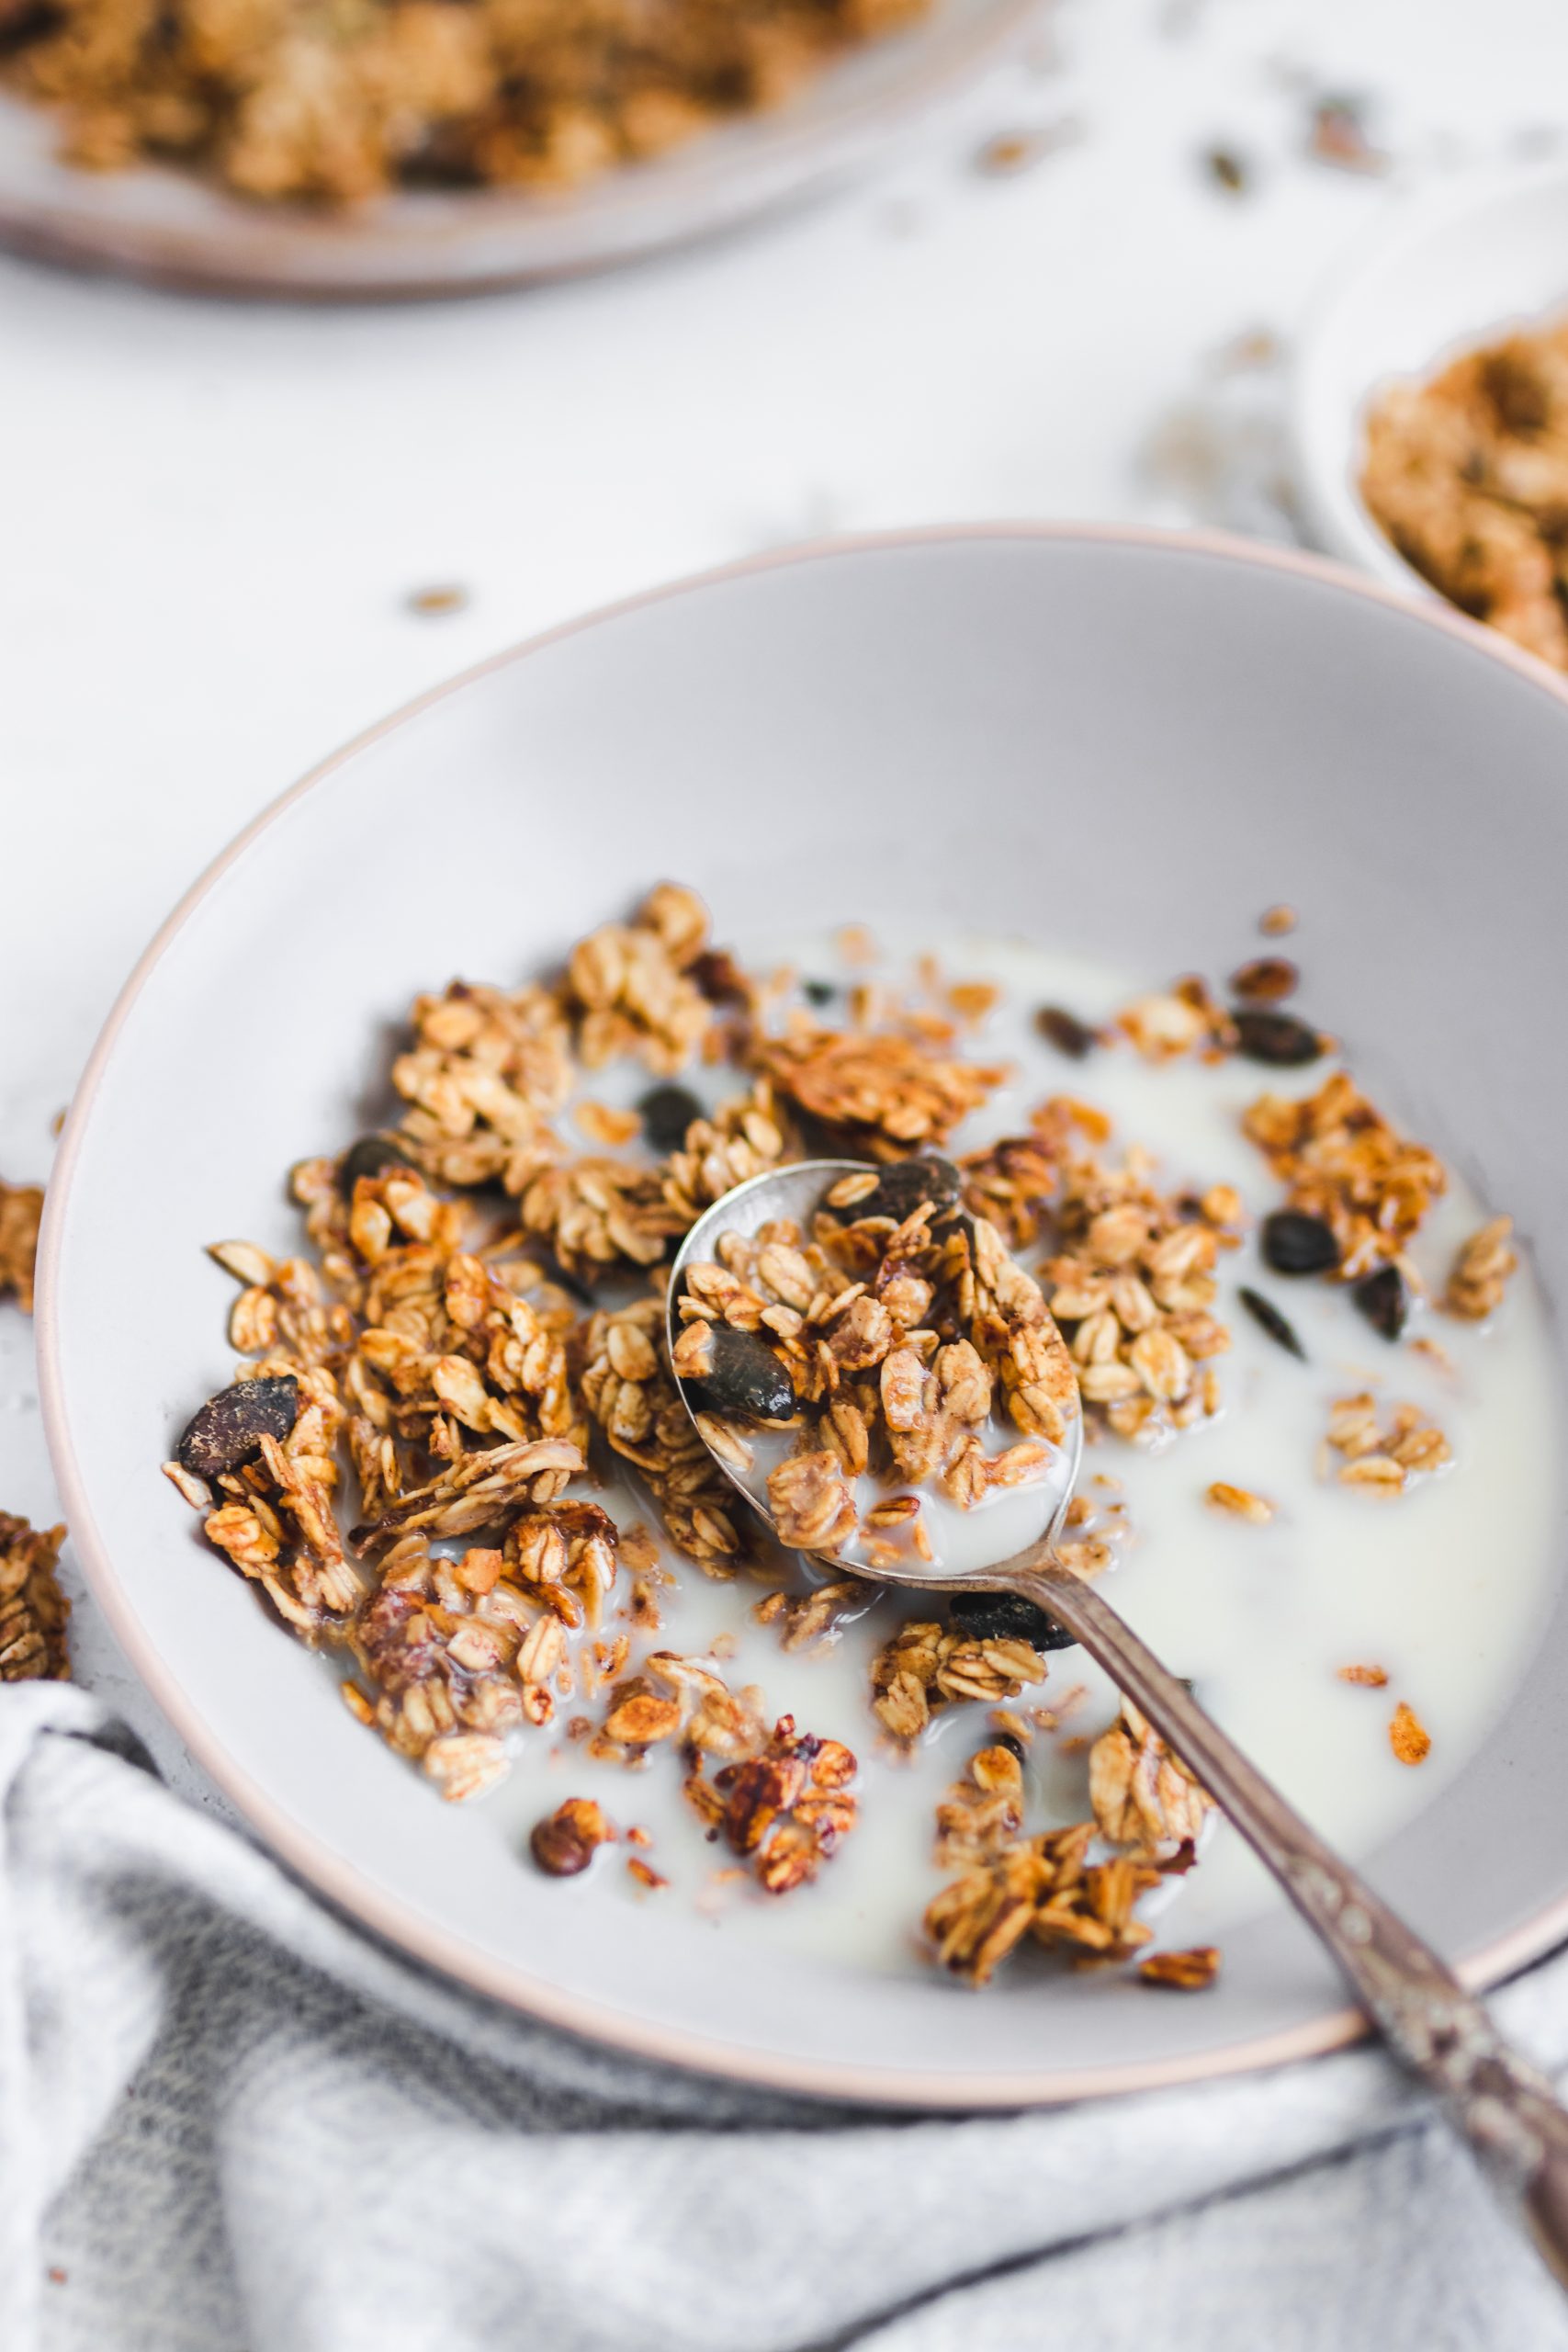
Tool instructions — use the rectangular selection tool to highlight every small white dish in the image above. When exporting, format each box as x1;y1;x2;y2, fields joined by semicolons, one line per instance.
1292;163;1568;595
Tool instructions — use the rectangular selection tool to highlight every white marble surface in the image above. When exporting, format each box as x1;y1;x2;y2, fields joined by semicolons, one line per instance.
3;0;1564;1805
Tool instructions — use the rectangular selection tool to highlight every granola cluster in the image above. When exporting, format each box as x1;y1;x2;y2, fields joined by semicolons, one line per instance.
1038;1144;1237;1441
1;0;930;204
0;1179;43;1312
1243;1072;1446;1283
0;1511;70;1683
671;1166;1077;1568
924;1744;1164;1987
1360;322;1568;671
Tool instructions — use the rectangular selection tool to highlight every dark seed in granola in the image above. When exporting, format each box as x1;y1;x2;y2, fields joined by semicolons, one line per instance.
637;1083;705;1153
1229;956;1298;1002
803;978;838;1007
1353;1263;1409;1341
1261;1210;1340;1276
989;1731;1029;1763
1232;1008;1325;1067
175;1374;299;1478
682;1325;797;1422
950;1589;1075;1652
827;1155;963;1226
338;1134;421;1196
1238;1284;1307;1360
530;1796;612;1877
1035;1005;1100;1059
690;949;748;1006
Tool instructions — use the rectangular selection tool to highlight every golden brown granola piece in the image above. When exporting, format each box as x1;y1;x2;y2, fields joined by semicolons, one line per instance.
565;885;715;1074
1089;1699;1213;1855
580;1300;745;1575
1040;1131;1236;1442
925;1815;1162;1986
0;1181;43;1312
872;1619;1048;1742
392;980;572;1190
1325;1393;1450;1496
0;1511;70;1682
693;1713;859;1894
1444;1216;1518;1320
755;1017;1006;1159
1138;1945;1221;1989
1338;1663;1390;1688
1390;1701;1432;1765
350;1434;582;1555
1243;1071;1446;1282
1205;1481;1274;1524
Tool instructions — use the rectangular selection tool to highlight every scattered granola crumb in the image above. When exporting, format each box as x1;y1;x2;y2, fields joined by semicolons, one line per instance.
1089;1699;1213;1853
1338;1663;1389;1688
1206;1481;1274;1524
0;1511;70;1682
1138;1944;1221;1989
406;585;468;618
1445;1217;1518;1320
1205;146;1247;193
1258;905;1297;937
626;1856;669;1891
531;1797;615;1876
1325;1393;1450;1495
1307;94;1389;175
0;1180;43;1311
975;119;1079;176
1389;1701;1431;1766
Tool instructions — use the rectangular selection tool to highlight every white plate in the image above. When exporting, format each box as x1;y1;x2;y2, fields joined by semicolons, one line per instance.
38;526;1568;2105
1292;164;1568;594
0;0;1036;300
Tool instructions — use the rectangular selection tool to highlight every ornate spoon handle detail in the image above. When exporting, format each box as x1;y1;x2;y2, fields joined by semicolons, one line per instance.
1014;1555;1568;2288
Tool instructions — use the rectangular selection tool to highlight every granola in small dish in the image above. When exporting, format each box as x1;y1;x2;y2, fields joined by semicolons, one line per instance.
1361;316;1568;670
161;885;1546;1991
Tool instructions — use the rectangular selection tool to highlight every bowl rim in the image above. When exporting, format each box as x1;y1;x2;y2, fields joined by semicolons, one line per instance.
1289;158;1568;598
37;519;1568;2109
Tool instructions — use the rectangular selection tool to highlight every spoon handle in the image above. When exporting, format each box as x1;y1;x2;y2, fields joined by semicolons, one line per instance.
1015;1557;1568;2286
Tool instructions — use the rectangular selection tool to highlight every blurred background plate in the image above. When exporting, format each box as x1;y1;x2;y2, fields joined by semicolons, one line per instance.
0;0;1041;300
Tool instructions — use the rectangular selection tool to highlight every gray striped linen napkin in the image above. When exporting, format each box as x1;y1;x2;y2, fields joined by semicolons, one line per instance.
5;1681;1568;2352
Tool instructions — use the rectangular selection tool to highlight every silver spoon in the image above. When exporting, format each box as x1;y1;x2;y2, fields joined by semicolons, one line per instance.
669;1155;1568;2286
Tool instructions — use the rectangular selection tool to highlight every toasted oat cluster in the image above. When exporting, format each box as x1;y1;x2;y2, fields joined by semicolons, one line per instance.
1361;322;1568;670
0;1179;43;1312
0;1510;71;1683
162;881;1519;1991
923;1729;1210;1988
0;0;929;204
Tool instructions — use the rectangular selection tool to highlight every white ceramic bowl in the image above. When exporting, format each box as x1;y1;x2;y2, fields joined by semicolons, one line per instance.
0;0;1036;300
38;526;1568;2106
1292;164;1568;594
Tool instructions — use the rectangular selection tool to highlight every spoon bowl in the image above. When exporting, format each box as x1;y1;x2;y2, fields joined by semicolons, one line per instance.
667;1154;1082;1586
